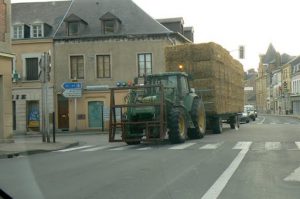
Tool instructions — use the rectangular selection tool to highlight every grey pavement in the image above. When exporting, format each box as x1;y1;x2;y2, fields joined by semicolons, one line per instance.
0;131;108;159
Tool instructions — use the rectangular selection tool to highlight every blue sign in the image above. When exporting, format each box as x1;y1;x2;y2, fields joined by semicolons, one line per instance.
61;82;82;89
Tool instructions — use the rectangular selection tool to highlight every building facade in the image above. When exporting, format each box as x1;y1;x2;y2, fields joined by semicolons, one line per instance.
244;69;257;106
290;56;300;114
11;1;71;133
0;0;13;141
256;44;295;114
11;0;193;132
53;0;192;131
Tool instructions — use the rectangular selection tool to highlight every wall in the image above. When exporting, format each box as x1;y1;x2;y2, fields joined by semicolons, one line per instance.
12;39;54;133
54;37;175;131
0;57;13;140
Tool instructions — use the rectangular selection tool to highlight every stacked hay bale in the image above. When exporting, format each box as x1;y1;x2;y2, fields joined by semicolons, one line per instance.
165;42;244;115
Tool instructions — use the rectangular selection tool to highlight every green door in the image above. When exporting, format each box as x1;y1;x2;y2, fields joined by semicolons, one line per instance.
88;101;103;128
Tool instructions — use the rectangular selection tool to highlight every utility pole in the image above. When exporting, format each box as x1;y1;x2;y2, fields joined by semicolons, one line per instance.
39;51;51;143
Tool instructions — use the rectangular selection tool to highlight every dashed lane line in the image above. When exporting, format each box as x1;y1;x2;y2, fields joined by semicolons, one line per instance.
81;145;112;152
55;145;94;152
169;143;196;150
200;142;223;150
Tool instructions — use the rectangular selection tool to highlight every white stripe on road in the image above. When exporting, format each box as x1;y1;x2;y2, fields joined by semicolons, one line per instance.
200;142;223;150
169;143;196;150
136;147;152;151
270;122;276;125
109;145;136;151
55;145;93;152
265;142;281;150
295;142;300;150
233;142;252;150
201;148;249;199
81;145;112;152
258;116;265;124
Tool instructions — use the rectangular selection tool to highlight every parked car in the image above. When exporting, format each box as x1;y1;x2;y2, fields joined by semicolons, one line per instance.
240;110;250;123
244;105;256;121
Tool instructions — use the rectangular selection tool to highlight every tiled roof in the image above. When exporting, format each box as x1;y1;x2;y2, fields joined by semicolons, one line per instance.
54;0;172;38
12;1;72;38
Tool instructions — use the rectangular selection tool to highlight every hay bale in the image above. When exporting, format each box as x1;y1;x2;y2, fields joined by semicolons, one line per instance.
165;42;244;114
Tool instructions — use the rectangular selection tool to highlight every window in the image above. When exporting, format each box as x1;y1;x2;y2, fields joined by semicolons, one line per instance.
31;24;43;38
138;53;152;77
70;56;84;79
103;20;115;34
96;55;111;78
68;22;79;36
25;58;39;80
13;25;23;39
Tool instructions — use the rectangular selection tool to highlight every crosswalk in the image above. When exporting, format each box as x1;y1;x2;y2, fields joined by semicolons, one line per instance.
54;141;300;153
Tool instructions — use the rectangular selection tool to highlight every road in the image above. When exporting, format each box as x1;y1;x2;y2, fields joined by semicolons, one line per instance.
1;115;300;199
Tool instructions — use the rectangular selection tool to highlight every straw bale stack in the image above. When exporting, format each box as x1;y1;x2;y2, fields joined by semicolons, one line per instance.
165;42;244;115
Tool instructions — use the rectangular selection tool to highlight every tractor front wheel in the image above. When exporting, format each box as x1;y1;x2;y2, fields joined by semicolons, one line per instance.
188;98;206;139
168;107;187;144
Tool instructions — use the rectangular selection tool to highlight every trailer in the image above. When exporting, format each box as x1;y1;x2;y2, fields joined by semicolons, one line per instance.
165;42;244;134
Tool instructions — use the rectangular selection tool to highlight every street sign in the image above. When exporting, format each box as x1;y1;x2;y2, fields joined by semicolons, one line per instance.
61;82;82;90
62;89;82;98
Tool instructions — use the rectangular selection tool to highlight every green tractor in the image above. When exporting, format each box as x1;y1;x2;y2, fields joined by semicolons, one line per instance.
109;72;206;144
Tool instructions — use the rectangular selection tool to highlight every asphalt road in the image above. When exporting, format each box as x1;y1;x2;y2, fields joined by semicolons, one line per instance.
1;115;300;199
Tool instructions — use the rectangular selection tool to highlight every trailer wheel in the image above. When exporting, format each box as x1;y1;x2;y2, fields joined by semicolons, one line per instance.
212;117;222;134
188;98;206;139
168;107;187;144
230;115;240;129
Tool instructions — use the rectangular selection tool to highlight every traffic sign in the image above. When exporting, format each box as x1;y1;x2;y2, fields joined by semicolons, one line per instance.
61;82;82;90
62;89;82;98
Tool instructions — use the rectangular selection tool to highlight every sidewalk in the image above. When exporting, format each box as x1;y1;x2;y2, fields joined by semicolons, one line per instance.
0;140;79;159
0;131;105;159
260;113;300;120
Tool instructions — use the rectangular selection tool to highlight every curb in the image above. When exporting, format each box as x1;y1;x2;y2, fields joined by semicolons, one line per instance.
0;141;79;159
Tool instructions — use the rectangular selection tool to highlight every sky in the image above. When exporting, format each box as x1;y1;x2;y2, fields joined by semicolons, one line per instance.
11;0;300;71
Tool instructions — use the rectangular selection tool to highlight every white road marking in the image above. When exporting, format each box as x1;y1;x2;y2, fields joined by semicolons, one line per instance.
295;142;300;150
201;148;249;199
258;116;265;124
270;122;276;125
265;142;281;150
284;123;290;125
55;145;93;152
169;143;196;150
233;142;252;150
109;145;135;151
200;142;223;150
284;166;300;182
136;147;152;151
81;145;112;152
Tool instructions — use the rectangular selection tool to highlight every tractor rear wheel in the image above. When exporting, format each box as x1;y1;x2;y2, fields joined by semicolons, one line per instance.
168;107;187;144
188;98;206;139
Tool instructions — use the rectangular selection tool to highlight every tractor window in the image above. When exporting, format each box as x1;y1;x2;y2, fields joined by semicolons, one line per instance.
180;76;189;97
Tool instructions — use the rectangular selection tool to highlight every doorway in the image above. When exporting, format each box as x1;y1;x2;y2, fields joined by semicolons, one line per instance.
57;94;69;130
27;101;40;131
88;101;103;129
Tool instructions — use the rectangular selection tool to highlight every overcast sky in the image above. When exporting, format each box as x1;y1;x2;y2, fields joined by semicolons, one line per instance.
11;0;300;71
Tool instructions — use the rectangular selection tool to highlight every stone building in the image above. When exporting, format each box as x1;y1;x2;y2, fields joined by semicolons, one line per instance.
0;0;13;141
11;0;193;132
11;1;71;133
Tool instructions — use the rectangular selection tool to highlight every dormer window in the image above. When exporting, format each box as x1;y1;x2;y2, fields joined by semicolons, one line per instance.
103;20;115;34
31;24;43;38
13;25;23;39
12;24;30;39
64;14;88;36
100;12;121;34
